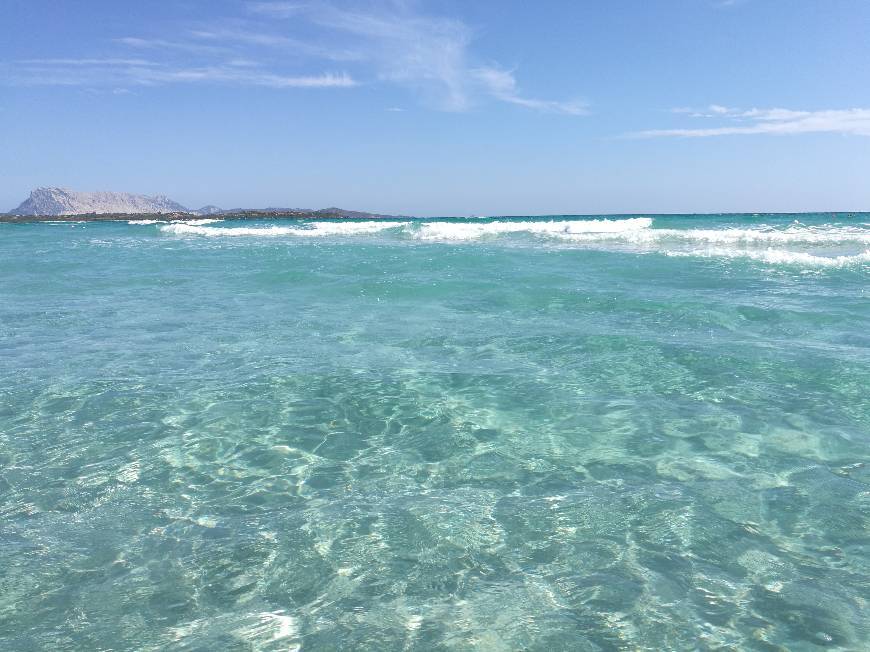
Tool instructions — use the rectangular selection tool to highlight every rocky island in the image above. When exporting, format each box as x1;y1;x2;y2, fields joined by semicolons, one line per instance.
1;187;402;222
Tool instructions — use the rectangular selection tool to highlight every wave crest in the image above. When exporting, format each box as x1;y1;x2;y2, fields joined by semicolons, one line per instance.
414;217;653;241
153;216;870;268
667;248;870;267
159;221;406;237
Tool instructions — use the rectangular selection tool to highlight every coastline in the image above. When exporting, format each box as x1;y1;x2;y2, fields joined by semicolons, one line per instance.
0;209;405;224
3;210;867;225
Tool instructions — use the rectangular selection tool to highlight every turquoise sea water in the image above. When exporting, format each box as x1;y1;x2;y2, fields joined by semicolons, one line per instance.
2;213;869;650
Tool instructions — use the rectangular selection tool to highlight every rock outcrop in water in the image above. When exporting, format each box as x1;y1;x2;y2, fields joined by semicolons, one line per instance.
9;187;192;216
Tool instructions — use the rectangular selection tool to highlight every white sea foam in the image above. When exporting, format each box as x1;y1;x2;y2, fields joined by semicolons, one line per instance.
414;217;653;240
653;225;870;245
162;223;300;236
667;248;870;267
158;218;870;248
182;218;223;225
160;221;407;237
298;221;407;236
130;218;219;225
411;219;870;267
412;220;870;246
162;218;625;239
154;217;870;267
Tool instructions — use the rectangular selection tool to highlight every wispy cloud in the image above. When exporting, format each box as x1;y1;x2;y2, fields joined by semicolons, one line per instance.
142;67;356;88
251;1;585;113
189;28;360;61
3;1;584;112
473;67;587;115
7;58;355;89
20;58;160;67
631;105;870;138
114;36;228;56
302;2;475;111
248;2;306;18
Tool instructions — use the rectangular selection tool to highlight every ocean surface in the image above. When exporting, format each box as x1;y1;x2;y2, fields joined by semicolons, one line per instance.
2;213;869;650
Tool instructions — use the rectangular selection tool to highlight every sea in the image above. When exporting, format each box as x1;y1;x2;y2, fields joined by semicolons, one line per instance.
1;213;869;650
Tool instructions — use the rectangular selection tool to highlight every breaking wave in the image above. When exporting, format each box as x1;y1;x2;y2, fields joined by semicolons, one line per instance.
413;217;654;240
638;225;870;246
412;220;870;246
159;221;406;237
667;248;870;267
131;218;220;226
153;216;870;267
182;218;223;226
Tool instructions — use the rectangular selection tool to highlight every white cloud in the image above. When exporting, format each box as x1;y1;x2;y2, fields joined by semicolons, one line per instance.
20;58;159;67
8;59;355;89
142;67;356;88
304;2;474;111
248;2;306;18
473;66;587;115
631;106;870;137
189;28;360;61
114;37;227;55
4;1;584;113
252;1;586;113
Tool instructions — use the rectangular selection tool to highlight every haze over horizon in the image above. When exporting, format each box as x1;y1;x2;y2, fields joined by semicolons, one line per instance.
2;0;869;216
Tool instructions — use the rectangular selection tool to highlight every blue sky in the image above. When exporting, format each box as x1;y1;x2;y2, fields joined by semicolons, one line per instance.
2;0;869;215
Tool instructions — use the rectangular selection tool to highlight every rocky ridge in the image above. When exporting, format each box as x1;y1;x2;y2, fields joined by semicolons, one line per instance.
9;187;197;216
3;187;401;222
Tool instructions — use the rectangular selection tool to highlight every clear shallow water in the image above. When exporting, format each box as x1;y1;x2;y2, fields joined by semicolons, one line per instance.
1;213;869;650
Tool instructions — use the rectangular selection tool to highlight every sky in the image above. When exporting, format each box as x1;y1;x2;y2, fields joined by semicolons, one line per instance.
1;0;869;216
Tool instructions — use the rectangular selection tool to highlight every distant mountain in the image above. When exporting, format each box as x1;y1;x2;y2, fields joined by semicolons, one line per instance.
4;187;403;221
194;205;224;216
9;187;190;216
